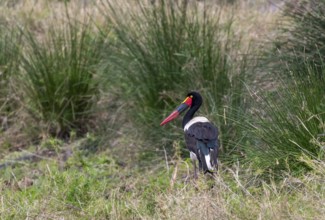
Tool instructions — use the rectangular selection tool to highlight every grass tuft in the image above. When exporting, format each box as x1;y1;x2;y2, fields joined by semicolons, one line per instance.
19;17;102;138
0;25;21;130
244;62;325;176
268;0;325;74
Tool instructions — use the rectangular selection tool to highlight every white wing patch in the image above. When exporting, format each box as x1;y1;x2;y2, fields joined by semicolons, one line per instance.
184;116;210;131
191;151;214;171
205;154;214;171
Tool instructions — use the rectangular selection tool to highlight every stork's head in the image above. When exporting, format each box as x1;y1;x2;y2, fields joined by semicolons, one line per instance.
160;91;202;126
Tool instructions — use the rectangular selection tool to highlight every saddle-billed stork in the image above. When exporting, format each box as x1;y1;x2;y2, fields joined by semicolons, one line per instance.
160;91;219;177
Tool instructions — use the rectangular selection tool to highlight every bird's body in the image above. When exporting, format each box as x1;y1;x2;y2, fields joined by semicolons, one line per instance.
160;92;219;176
184;117;219;175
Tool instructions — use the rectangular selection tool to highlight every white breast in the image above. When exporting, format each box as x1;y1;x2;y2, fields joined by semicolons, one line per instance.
184;116;210;131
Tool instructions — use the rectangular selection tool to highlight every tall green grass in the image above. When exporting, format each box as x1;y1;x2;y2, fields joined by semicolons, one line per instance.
247;0;325;176
0;25;21;130
19;19;102;138
100;0;244;154
244;62;325;176
270;0;325;74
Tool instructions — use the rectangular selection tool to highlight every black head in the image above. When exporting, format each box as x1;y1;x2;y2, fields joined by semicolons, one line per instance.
186;91;203;108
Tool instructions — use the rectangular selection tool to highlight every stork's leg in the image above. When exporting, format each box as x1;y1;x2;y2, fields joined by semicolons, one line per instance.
192;159;198;179
190;151;198;179
211;148;219;171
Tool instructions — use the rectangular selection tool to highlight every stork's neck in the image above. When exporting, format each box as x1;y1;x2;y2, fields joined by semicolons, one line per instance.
182;103;201;129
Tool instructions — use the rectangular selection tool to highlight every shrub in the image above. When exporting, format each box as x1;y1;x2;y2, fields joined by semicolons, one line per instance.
244;62;325;176
270;0;325;74
0;25;21;130
20;19;102;138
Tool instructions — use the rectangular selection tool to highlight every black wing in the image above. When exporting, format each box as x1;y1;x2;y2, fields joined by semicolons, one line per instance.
184;122;219;171
186;122;218;143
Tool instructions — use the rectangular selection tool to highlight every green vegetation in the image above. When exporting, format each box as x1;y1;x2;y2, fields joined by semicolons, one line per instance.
103;0;235;110
270;0;325;74
0;0;325;219
0;26;21;128
19;19;102;137
101;0;245;157
244;65;325;176
248;0;325;175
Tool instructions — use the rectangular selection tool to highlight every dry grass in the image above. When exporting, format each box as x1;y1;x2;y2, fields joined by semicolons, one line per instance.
0;0;281;39
234;1;282;48
136;161;325;220
0;0;104;40
0;139;324;219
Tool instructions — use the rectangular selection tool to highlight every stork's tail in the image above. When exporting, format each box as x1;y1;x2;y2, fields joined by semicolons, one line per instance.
197;140;218;172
